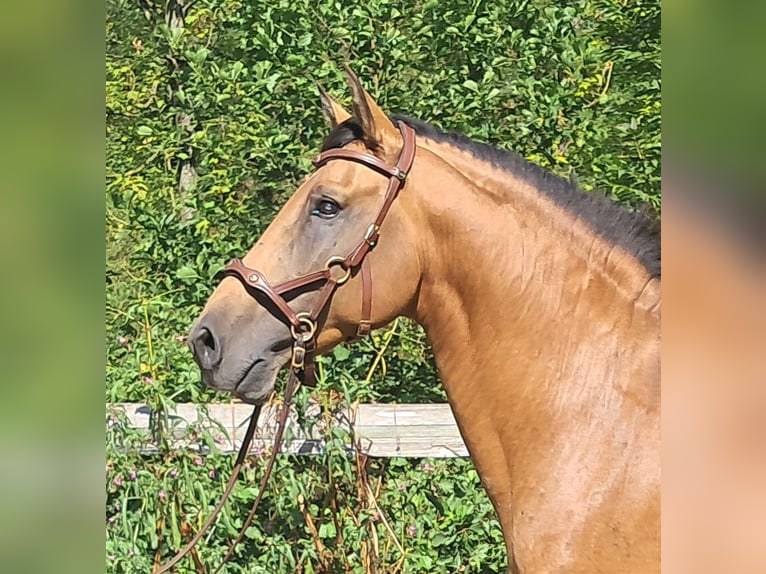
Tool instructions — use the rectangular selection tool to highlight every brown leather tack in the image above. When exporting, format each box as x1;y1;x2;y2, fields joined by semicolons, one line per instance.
357;258;373;337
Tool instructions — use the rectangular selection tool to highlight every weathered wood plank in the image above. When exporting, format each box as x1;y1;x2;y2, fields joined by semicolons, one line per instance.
106;402;468;458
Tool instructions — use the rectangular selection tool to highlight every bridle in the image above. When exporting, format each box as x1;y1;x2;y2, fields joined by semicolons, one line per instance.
154;120;417;573
219;120;416;387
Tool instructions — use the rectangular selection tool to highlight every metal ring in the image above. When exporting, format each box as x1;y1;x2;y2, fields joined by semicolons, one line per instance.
325;256;351;285
290;312;317;342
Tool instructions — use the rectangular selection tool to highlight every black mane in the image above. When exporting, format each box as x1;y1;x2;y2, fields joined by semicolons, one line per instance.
322;116;660;278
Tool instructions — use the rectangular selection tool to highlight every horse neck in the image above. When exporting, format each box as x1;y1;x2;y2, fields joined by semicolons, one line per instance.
407;138;660;429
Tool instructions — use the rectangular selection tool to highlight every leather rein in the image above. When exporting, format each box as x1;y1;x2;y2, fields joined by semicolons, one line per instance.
155;121;417;572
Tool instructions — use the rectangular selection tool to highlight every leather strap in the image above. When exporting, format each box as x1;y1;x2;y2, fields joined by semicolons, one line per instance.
153;402;262;574
309;278;339;322
210;368;300;573
155;369;300;574
313;148;408;180
356;258;372;337
219;259;304;328
274;269;332;295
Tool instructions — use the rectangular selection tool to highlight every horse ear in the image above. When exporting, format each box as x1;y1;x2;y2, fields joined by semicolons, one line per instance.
343;64;399;151
318;84;351;128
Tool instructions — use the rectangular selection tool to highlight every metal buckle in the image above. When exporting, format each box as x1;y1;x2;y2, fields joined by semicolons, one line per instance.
363;224;380;247
356;320;371;337
395;168;406;181
291;343;306;369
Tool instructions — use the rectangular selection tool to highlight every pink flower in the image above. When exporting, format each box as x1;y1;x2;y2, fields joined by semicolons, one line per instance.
113;476;123;488
158;490;166;501
117;336;128;346
406;524;417;538
143;376;153;385
169;468;178;478
372;512;381;523
422;462;433;472
129;469;137;481
208;469;216;479
194;456;203;466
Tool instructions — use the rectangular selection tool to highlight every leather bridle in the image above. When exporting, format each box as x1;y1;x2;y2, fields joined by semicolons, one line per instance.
219;120;416;386
154;120;417;573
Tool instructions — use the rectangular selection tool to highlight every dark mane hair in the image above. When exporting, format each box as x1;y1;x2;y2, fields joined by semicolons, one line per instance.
322;116;660;278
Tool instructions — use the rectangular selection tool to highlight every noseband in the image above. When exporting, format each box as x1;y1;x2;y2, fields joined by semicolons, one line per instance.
154;121;416;573
219;120;417;386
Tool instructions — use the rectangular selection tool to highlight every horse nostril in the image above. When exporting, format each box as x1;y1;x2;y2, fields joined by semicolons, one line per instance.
201;328;215;350
191;325;222;370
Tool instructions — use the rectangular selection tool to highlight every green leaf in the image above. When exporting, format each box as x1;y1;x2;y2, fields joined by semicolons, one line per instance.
271;133;290;145
136;125;152;136
332;346;350;361
431;532;451;546
425;491;445;514
463;79;479;92
297;33;312;47
318;521;336;538
170;502;181;548
176;266;198;280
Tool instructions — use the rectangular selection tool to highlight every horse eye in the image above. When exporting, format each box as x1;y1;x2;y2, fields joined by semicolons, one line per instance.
311;198;340;219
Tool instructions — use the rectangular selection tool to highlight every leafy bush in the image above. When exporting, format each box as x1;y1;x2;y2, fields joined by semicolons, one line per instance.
106;0;659;571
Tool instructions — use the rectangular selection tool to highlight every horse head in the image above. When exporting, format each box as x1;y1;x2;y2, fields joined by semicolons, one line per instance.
188;67;423;404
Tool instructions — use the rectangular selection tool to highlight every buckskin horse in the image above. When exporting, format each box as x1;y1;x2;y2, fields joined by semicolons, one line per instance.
187;67;661;573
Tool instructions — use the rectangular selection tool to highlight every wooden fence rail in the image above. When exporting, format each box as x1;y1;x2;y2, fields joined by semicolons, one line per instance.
106;402;468;458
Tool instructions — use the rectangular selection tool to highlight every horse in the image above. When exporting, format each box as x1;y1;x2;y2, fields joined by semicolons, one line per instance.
187;67;661;573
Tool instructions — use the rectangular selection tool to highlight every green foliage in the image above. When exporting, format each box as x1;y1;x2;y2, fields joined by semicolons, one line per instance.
106;0;659;571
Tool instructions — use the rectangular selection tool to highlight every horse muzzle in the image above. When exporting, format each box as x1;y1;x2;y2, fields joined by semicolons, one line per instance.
188;311;289;405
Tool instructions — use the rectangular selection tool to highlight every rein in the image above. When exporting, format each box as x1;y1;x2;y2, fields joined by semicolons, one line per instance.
154;121;416;572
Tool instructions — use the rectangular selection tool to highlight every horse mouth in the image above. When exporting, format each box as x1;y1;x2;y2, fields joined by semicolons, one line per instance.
231;357;280;405
233;358;265;391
